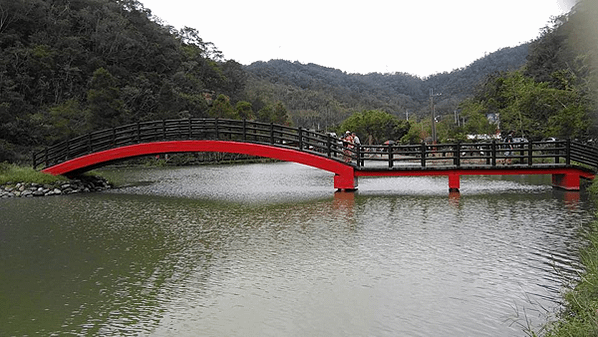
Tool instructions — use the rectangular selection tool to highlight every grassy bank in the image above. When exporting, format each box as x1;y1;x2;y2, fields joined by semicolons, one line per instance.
540;182;598;336
0;162;68;185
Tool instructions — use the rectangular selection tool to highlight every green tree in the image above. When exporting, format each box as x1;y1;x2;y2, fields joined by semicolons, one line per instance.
458;99;498;136
86;67;124;130
463;71;590;140
257;102;291;125
46;99;87;142
208;94;238;119
235;101;255;120
339;110;410;144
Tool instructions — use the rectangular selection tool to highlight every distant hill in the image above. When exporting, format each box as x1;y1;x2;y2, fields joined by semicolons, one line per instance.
244;44;530;128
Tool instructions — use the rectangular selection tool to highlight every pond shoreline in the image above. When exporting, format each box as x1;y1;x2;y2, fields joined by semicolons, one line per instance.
0;175;111;198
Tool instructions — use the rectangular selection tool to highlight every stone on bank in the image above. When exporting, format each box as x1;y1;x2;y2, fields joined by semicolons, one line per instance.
0;176;111;198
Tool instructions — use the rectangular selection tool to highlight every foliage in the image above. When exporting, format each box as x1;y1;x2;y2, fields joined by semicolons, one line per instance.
458;99;498;136
244;44;529;125
338;110;410;144
460;70;590;139
0;162;67;184
257;102;291;125
524;0;598;137
208;94;238;119
0;0;246;155
235;101;255;120
541;182;598;336
87;68;125;130
1;0;595;165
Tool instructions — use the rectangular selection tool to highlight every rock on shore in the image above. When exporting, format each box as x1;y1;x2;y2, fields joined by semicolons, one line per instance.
0;176;111;198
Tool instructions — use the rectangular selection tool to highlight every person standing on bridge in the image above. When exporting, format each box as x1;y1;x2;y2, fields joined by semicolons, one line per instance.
504;130;514;165
352;132;360;146
343;131;354;163
352;132;362;165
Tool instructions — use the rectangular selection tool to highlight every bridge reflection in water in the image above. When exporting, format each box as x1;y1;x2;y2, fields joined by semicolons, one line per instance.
33;118;598;193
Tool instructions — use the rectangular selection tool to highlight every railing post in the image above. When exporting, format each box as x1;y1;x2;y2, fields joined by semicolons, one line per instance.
388;142;393;168
527;140;533;166
356;145;361;167
162;119;166;140
566;138;571;166
460;141;461;167
555;141;561;164
326;134;332;158
242;119;247;141
215;118;219;139
88;133;92;154
491;140;497;167
270;123;274;144
359;145;364;167
420;142;426;167
298;127;303;150
188;117;192;139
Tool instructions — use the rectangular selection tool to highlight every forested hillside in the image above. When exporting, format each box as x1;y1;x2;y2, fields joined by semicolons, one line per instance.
1;0;595;163
244;44;529;129
0;0;246;161
457;0;598;141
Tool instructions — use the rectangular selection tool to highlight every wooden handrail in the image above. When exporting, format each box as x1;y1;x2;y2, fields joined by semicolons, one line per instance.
32;119;598;173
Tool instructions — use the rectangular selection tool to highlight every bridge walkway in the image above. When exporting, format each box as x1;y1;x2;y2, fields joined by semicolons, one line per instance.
32;118;598;192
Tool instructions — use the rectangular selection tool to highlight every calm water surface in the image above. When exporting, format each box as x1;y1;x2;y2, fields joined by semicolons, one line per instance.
0;162;594;336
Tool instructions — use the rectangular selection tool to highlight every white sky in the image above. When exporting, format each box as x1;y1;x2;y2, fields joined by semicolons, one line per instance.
139;0;577;78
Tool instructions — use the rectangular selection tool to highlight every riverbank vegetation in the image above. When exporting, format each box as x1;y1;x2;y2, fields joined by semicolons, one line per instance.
537;179;598;336
0;162;67;185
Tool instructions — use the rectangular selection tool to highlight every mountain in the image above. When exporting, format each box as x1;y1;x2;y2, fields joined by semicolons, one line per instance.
244;44;530;128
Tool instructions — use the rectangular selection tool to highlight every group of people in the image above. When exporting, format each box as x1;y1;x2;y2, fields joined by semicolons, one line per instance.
342;131;360;163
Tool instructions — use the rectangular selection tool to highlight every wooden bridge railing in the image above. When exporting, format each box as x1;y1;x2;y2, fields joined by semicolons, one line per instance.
350;139;598;171
32;118;345;169
32;118;598;173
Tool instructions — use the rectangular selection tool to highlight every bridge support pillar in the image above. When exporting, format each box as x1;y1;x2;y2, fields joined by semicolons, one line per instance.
552;173;580;191
334;172;358;191
448;173;460;193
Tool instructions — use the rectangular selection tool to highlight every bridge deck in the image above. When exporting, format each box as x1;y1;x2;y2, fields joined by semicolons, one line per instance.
32;118;598;192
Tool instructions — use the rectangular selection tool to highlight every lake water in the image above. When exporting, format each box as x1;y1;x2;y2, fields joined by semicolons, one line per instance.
0;162;594;336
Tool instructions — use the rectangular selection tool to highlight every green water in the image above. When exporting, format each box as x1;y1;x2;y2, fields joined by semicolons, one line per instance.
1;162;594;336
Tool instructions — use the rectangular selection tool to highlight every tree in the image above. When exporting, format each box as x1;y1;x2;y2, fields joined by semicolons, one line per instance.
46;99;87;143
208;94;238;119
339;110;410;144
257;102;291;125
235;101;255;120
458;99;498;136
86;68;124;130
462;71;590;140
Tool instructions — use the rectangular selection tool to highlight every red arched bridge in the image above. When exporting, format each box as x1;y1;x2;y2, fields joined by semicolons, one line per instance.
33;118;598;192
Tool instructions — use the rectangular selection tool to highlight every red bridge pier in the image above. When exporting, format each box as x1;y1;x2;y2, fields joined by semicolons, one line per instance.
354;168;594;193
447;172;587;193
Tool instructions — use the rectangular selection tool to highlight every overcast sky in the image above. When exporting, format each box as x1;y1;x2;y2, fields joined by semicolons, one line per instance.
139;0;577;78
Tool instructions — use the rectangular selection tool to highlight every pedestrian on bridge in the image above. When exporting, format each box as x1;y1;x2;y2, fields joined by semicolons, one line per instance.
504;130;514;165
352;132;360;146
343;131;354;163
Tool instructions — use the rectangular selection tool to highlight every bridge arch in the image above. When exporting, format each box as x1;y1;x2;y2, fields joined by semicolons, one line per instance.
41;140;358;190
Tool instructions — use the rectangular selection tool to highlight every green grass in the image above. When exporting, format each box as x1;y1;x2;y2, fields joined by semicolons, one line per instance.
0;162;68;185
540;179;598;336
